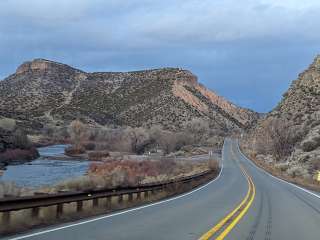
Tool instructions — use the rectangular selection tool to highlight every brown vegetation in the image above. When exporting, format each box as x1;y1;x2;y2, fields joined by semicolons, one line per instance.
0;127;39;167
53;157;218;192
69;120;86;150
65;119;219;157
0;148;39;162
250;118;302;161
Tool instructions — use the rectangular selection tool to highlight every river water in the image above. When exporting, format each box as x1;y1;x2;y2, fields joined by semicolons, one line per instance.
0;145;91;188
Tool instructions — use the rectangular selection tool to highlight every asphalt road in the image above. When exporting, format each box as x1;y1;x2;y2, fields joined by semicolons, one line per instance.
3;139;320;240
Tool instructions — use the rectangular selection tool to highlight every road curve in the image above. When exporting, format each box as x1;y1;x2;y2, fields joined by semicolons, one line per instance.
3;139;320;240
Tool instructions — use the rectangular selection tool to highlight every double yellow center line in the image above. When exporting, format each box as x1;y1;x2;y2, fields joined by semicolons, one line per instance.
199;165;256;240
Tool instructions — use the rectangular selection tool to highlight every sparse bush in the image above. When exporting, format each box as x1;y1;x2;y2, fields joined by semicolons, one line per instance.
0;118;16;131
65;146;85;156
301;139;319;152
88;151;110;161
287;165;309;178
275;162;289;172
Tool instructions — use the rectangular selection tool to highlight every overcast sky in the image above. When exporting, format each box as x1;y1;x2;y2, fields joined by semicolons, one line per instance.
0;0;319;112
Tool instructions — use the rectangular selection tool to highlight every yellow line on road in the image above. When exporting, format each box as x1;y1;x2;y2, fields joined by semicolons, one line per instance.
216;169;256;239
198;165;255;240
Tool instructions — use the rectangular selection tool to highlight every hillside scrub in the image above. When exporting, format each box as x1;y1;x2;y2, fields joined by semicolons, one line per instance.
65;119;219;157
249;118;303;161
240;140;320;192
0;59;257;136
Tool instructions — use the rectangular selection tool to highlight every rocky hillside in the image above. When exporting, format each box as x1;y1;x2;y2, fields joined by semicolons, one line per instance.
0;59;258;134
246;55;320;179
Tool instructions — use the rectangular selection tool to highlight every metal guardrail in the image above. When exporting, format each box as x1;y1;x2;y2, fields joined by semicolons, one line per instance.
0;170;216;224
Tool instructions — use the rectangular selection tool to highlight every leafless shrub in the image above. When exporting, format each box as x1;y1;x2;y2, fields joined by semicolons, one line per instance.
149;126;192;154
66;122;208;156
175;132;194;150
184;118;209;144
65;145;85;155
254;119;302;161
158;131;177;154
68;120;87;150
124;127;150;154
88;151;110;161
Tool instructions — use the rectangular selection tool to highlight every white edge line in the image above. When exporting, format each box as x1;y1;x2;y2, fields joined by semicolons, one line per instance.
236;140;320;200
6;144;225;240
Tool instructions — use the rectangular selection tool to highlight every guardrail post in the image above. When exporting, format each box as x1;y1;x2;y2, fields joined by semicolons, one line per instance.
31;207;40;218
163;184;168;192
118;194;123;204
106;196;111;209
137;192;141;200
93;198;99;208
2;212;10;225
56;203;63;218
145;191;149;199
128;193;133;202
77;201;83;212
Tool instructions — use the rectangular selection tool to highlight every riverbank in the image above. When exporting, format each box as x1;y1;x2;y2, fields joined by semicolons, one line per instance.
0;148;39;170
0;128;40;170
0;145;92;189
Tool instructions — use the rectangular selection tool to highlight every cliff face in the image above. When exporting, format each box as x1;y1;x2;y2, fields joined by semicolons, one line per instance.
0;59;258;133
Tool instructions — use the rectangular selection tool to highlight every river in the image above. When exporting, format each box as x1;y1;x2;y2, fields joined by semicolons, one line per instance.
0;145;91;188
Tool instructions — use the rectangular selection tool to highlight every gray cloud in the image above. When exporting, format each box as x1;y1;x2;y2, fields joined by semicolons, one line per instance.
0;0;320;112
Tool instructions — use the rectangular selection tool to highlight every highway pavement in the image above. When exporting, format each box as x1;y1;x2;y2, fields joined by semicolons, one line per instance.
3;139;320;240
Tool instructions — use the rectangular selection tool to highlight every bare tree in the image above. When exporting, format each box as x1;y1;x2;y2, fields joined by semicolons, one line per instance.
158;130;177;155
69;120;86;150
184;118;209;143
124;127;150;154
255;118;302;161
